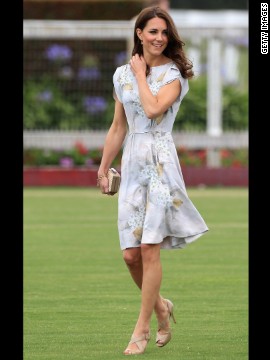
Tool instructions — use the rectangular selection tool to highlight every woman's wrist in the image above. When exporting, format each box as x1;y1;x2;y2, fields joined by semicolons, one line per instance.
97;167;109;184
98;166;109;176
136;72;146;81
97;172;108;186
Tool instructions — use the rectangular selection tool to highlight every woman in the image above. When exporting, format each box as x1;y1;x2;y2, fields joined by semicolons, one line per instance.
97;6;208;355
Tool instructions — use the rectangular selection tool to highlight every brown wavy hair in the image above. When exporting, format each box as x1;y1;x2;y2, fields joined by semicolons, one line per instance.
132;6;194;79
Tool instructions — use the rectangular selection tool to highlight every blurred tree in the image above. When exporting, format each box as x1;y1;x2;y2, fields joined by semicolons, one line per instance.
170;0;247;9
23;0;145;20
23;0;248;20
143;0;170;10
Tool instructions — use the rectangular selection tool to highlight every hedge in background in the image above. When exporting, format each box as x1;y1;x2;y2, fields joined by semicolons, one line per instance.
24;75;248;131
23;142;248;168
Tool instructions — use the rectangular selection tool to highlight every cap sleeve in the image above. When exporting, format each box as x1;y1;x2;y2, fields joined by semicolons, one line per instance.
163;63;189;101
113;66;123;103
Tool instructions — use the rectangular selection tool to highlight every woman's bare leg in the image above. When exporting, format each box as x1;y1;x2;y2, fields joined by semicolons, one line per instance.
123;244;169;353
123;248;172;326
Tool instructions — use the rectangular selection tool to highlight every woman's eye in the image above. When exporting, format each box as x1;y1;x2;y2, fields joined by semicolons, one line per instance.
149;30;168;35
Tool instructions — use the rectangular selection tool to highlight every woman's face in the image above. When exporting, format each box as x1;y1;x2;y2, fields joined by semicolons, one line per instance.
137;17;169;57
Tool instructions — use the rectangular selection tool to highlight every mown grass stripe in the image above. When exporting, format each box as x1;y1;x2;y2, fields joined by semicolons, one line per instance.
24;187;248;360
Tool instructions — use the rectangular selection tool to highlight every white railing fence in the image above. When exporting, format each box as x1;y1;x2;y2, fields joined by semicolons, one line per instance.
23;10;248;167
23;130;248;150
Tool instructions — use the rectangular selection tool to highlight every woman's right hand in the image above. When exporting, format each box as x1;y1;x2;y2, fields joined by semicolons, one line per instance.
97;173;110;195
129;54;146;78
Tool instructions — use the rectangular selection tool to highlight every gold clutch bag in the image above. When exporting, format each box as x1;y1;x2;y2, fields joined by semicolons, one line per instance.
107;168;121;195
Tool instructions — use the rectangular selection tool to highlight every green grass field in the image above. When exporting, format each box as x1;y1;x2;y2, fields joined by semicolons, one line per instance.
24;187;248;360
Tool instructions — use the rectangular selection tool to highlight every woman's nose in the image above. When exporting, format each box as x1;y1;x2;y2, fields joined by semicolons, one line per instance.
156;32;163;41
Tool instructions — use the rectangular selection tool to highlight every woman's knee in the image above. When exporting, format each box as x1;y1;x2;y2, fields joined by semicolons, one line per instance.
141;244;160;263
122;248;142;267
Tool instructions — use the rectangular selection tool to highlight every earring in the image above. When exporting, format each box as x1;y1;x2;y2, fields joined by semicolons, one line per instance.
141;40;143;45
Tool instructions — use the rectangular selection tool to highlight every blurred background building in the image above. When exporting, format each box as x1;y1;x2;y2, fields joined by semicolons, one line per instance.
23;0;248;170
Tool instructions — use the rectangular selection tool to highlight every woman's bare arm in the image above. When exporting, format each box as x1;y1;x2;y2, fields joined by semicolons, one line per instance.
98;98;127;193
130;54;181;119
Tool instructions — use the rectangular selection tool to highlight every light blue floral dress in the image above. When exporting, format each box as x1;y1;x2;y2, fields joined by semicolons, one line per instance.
113;62;208;250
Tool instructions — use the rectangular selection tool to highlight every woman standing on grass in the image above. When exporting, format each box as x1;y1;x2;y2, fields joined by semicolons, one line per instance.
97;6;208;355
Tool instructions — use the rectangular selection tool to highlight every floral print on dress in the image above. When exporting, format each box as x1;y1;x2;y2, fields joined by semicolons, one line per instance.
134;98;147;118
118;64;133;88
127;205;146;240
138;164;155;186
149;178;172;209
117;66;170;121
154;132;171;163
149;79;164;95
137;162;173;209
114;62;209;250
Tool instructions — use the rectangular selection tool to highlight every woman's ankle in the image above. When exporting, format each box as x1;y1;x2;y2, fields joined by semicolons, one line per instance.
133;328;150;337
154;296;166;314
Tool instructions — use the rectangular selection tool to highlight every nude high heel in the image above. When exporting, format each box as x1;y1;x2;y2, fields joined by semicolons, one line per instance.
155;299;176;347
123;332;151;355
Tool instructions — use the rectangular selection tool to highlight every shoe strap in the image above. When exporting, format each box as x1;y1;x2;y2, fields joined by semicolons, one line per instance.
128;333;150;352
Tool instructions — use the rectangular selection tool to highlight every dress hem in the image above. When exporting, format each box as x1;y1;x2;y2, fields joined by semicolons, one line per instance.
120;229;208;251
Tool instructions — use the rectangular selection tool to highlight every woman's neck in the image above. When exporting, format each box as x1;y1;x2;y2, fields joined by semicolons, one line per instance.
144;54;170;68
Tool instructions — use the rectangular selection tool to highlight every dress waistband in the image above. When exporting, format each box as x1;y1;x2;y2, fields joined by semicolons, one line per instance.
128;130;171;135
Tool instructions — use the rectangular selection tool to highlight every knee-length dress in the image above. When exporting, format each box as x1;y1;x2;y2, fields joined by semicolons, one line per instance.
113;62;209;250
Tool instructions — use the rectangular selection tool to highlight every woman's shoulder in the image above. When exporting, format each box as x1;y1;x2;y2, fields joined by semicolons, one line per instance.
114;64;131;77
168;62;185;80
113;64;133;86
163;62;186;82
164;62;189;99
